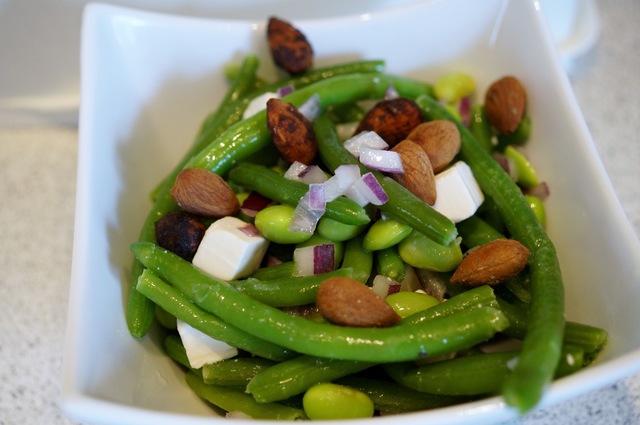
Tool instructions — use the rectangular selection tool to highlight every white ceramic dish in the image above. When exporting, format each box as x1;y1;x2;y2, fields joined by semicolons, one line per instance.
61;1;640;424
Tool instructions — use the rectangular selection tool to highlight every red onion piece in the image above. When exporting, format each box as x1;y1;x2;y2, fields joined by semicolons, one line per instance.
308;183;326;211
523;181;550;201
459;96;472;127
277;84;295;97
493;153;518;181
238;223;262;238
240;191;273;217
384;84;400;100
324;164;361;201
371;275;401;298
345;172;389;206
359;147;405;174
293;244;335;276
288;193;325;234
344;131;389;157
284;161;327;184
298;93;321;121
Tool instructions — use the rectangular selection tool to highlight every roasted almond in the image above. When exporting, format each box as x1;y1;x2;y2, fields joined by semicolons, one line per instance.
267;17;313;75
267;98;318;164
154;211;206;261
406;120;461;173
354;98;423;146
170;168;240;218
450;238;530;286
316;277;401;327
484;76;527;134
391;139;437;205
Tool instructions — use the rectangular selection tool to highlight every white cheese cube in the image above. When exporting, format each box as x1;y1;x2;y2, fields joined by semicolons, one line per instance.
432;161;484;223
192;216;269;280
177;320;237;368
242;91;278;119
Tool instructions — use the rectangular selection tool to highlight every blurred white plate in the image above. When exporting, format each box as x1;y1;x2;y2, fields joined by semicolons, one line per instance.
0;0;598;127
61;1;640;424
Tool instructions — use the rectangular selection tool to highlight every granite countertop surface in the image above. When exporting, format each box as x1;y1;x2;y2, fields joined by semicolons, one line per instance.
0;1;638;424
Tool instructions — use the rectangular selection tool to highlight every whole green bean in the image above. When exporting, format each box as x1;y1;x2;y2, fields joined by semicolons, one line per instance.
229;268;354;307
132;242;509;362
313;112;458;246
340;233;374;283
246;355;374;403
229;163;370;226
186;372;306;420
335;376;472;413
136;269;295;361
249;261;295;280
163;334;192;370
384;345;584;396
457;215;504;249
419;94;565;413
202;357;277;387
129;72;426;338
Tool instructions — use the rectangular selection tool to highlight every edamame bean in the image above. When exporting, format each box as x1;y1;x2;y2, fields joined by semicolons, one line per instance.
363;218;412;251
398;230;463;272
254;205;313;244
302;383;374;420
503;145;539;188
497;113;531;146
524;195;546;228
375;246;406;281
386;291;439;318
317;216;367;242
434;72;475;104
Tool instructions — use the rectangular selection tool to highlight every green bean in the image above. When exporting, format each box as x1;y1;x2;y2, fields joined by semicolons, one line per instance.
247;355;374;403
457;215;504;249
503;145;539;188
335;376;472;413
340;233;373;283
419;94;565;412
497;113;532;148
186;372;306;420
384;345;584;396
249;261;295;280
525;194;547;228
163;334;192;370
313;112;458;246
155;304;177;330
229;163;370;226
468;104;494;154
375;246;406;281
136;269;294;361
132;242;509;362
202;357;276;386
229;268;353;307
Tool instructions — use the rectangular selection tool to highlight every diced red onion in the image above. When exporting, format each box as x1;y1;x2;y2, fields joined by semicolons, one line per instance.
459;96;472;127
345;172;389;206
238;223;262;238
308;183;326;211
288;191;324;234
277;84;295;97
384;84;400;100
359;147;405;174
415;268;447;301
284;161;309;181
493;153;518;181
523;181;550;201
266;255;284;267
344;131;389;157
371;275;402;298
240;191;273;217
284;161;327;184
293;244;335;276
323;164;361;201
298;93;321;121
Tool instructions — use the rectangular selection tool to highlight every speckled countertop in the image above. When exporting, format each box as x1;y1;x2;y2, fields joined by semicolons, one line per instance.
0;1;639;424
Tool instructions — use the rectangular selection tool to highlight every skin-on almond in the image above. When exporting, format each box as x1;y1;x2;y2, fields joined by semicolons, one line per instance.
406;120;461;173
484;76;527;135
450;238;530;286
316;277;401;327
170;168;240;218
391;139;437;205
267;17;313;75
267;98;318;164
354;98;423;146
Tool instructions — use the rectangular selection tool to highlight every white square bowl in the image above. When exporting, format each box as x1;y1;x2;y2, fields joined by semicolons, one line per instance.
61;1;640;424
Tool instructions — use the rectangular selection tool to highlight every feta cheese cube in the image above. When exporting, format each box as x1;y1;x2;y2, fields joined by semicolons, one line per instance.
192;216;269;280
177;320;237;368
432;161;484;223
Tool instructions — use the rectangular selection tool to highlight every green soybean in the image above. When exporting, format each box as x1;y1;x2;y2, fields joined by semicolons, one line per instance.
434;72;476;104
398;230;463;272
317;216;366;241
375;246;406;281
303;383;374;420
497;113;532;147
340;233;374;283
503;145;539;188
525;194;546;227
254;204;314;244
363;218;412;251
386;291;439;318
